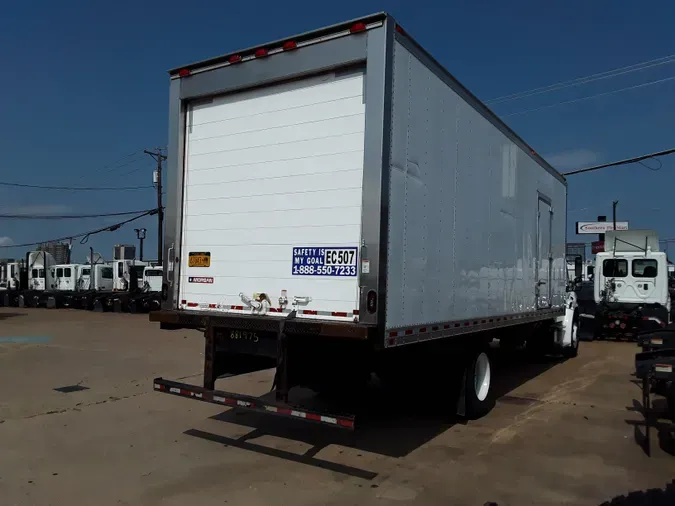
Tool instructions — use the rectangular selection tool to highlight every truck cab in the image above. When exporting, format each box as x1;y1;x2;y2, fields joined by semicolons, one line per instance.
27;251;56;291
51;264;82;291
594;230;670;336
112;260;147;291
6;262;20;290
78;264;114;291
143;265;163;292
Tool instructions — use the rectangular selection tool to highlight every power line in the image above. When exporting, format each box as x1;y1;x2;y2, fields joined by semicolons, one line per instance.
487;53;675;105
502;75;675;117
73;150;144;182
0;208;159;219
0;208;160;249
564;147;675;176
0;181;154;191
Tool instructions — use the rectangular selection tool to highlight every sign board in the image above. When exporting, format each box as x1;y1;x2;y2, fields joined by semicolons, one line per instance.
591;241;604;254
566;242;586;260
576;221;629;234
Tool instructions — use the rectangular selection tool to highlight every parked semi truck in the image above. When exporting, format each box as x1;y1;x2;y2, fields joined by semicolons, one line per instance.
592;230;670;339
150;13;578;429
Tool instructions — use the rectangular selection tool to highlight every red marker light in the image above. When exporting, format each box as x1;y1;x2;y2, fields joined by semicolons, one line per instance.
282;40;297;51
228;55;242;64
178;68;190;77
350;22;367;33
254;48;268;58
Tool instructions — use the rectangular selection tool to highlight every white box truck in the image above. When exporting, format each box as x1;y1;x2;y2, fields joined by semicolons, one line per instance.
151;13;578;429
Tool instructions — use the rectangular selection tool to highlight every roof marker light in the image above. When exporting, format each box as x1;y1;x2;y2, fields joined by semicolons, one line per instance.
254;48;268;58
178;68;191;77
350;22;367;33
228;55;242;64
282;41;298;51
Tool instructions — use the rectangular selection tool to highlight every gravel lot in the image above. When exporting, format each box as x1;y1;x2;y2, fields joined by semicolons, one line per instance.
0;307;673;505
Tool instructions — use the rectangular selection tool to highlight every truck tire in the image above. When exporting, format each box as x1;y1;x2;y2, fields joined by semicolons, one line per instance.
462;348;495;419
562;313;580;358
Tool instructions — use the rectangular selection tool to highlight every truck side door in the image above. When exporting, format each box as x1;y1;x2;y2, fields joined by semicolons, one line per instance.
536;195;553;309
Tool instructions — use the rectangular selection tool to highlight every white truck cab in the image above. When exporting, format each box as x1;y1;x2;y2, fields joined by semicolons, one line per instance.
112;260;147;291
27;251;56;291
78;264;114;291
143;265;163;292
594;230;670;335
51;264;82;291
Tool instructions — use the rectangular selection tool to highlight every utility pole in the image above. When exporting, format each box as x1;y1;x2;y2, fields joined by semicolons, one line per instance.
134;228;147;261
612;200;619;231
144;148;167;265
90;247;95;291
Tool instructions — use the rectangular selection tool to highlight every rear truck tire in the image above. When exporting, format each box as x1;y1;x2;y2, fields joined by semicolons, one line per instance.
562;315;580;358
461;348;495;420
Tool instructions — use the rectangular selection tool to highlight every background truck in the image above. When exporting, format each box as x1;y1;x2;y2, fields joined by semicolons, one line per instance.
150;13;578;429
592;229;670;340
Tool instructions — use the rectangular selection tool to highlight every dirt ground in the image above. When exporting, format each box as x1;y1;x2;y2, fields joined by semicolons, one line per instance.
0;307;673;506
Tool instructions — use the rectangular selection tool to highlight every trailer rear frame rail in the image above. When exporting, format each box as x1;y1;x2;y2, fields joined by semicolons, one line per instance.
153;378;356;430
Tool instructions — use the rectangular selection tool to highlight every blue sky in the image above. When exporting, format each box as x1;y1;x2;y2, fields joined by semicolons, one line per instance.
1;0;674;262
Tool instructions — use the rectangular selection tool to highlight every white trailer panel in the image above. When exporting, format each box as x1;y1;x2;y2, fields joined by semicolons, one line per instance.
179;70;366;319
385;39;567;331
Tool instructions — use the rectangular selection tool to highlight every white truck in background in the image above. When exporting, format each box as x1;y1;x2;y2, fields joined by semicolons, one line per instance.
592;229;670;339
143;266;163;292
150;13;578;429
27;251;56;291
112;260;147;291
0;262;20;291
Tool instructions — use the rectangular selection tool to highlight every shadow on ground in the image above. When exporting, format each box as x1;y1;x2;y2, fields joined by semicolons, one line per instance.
597;479;675;506
0;312;25;321
625;397;675;458
185;348;564;479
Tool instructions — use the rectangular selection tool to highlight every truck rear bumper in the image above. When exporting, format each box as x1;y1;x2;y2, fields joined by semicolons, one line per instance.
153;377;355;430
150;309;372;339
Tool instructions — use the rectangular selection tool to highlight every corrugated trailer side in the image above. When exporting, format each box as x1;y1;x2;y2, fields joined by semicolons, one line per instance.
383;30;568;345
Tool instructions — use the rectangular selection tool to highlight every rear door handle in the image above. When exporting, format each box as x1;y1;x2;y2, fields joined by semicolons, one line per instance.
167;246;174;282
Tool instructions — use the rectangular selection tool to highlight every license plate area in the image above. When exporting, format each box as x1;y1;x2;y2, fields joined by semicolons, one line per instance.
188;252;211;268
215;328;278;358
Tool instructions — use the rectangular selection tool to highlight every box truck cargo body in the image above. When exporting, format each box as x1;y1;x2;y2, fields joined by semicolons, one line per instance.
151;13;577;428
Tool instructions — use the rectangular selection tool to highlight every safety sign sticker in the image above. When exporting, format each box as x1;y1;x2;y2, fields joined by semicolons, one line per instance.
292;247;358;277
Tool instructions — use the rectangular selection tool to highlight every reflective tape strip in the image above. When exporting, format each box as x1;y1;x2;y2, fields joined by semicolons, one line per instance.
180;304;358;318
386;310;564;347
655;364;673;373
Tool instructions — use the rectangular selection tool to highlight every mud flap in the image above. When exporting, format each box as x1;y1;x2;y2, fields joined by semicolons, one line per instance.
456;372;467;417
271;310;296;403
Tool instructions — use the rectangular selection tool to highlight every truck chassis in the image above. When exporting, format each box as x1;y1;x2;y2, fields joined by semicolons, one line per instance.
151;301;577;430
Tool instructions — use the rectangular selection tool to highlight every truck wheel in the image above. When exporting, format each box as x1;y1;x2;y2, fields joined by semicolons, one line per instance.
562;317;579;358
462;349;494;419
